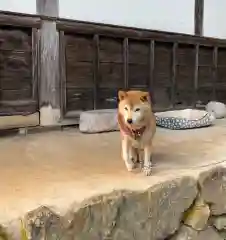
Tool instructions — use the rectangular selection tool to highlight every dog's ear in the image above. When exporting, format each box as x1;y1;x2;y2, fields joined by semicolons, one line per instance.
118;90;127;101
140;92;151;103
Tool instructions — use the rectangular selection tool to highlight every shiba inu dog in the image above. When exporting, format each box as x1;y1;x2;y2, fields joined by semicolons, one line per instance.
117;90;156;176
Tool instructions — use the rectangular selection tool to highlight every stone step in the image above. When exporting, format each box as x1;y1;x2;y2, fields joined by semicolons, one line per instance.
79;109;118;133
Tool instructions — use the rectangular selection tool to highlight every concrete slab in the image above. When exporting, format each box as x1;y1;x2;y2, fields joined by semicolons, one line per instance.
1;119;226;223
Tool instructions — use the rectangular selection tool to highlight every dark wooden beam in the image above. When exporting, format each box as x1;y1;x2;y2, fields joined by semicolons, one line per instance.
59;30;67;116
193;44;199;106
171;42;177;107
194;0;204;36
37;0;61;126
32;28;39;103
0;11;40;28
213;46;218;100
93;34;100;109
149;40;155;100
123;38;129;89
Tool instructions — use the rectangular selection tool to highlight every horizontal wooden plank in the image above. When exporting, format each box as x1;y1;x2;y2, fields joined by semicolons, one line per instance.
216;89;226;103
0;112;39;129
0;11;40;28
218;48;226;65
99;36;123;62
128;64;149;88
197;87;213;105
198;66;213;86
66;88;94;111
0;89;32;101
99;62;124;88
0;99;38;115
128;39;149;64
216;66;226;83
152;87;171;109
199;46;213;65
174;88;194;107
66;62;94;88
57;18;226;47
154;42;172;88
177;44;196;65
65;33;94;62
96;88;118;109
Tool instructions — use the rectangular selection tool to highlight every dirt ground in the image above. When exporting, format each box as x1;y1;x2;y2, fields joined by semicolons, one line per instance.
1;120;226;223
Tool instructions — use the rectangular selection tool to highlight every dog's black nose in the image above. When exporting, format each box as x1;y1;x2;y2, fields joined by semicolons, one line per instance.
127;119;133;124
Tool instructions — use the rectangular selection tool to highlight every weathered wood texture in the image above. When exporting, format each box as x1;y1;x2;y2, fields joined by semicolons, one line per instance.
39;21;60;108
0;26;38;115
194;0;204;36
59;19;226;113
0;11;40;28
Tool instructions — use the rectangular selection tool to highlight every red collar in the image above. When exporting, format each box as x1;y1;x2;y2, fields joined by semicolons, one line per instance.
118;113;146;140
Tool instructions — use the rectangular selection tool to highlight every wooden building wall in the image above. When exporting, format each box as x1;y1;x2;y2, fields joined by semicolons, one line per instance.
0;13;39;116
1;11;226;126
57;19;226;116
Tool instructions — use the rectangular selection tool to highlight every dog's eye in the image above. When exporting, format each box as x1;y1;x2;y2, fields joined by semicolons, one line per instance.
135;108;140;112
124;107;128;111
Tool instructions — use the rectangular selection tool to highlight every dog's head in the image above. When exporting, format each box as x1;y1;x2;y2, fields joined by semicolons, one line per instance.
118;90;152;127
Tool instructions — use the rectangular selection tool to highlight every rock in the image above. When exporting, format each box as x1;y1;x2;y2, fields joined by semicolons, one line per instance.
198;166;226;215
79;109;118;133
11;177;196;240
110;176;197;240
0;225;11;240
212;215;226;231
66;191;124;240
65;177;197;240
211;204;226;216
169;225;198;240
206;101;226;119
219;231;226;239
183;194;210;230
24;206;66;240
196;227;223;240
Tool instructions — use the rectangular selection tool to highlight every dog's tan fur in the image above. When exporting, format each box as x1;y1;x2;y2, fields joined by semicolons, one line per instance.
117;90;156;176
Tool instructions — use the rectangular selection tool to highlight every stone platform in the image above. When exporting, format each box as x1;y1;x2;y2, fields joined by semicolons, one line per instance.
1;120;226;239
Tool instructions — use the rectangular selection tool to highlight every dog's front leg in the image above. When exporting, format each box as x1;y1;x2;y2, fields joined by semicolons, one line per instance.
122;139;135;171
142;144;153;176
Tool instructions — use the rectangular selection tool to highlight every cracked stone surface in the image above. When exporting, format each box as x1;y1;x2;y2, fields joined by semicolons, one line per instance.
199;166;226;215
169;225;198;240
183;195;210;231
0;120;226;238
212;215;226;231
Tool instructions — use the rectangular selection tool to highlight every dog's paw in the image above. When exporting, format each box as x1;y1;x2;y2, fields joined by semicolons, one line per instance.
142;165;152;176
125;162;135;172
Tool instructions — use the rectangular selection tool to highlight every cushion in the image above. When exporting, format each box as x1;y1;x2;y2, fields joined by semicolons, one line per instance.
155;109;215;130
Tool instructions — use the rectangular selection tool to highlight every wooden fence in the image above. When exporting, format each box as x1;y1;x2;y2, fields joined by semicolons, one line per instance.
58;19;226;117
1;11;226;127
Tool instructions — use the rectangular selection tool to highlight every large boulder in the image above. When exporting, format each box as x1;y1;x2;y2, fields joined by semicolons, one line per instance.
195;227;223;240
79;109;118;133
206;101;226;119
198;166;226;215
169;225;198;240
18;176;197;240
183;195;210;231
65;176;197;240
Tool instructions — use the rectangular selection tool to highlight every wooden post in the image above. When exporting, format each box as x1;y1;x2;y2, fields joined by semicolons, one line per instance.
36;0;61;126
171;42;177;108
194;0;204;36
123;38;128;89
